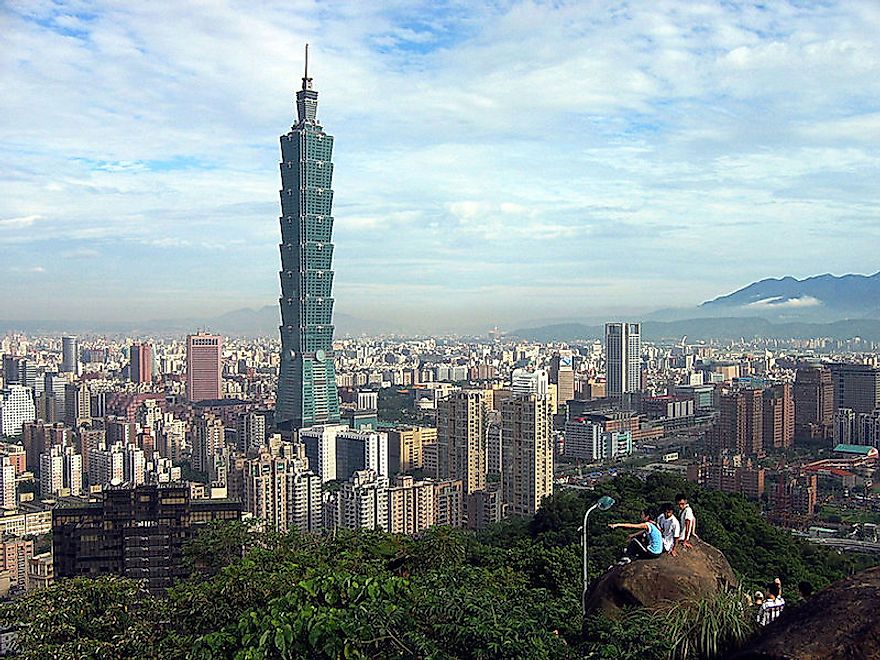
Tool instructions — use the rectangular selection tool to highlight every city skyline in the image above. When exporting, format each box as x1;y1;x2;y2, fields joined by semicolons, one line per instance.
2;2;879;330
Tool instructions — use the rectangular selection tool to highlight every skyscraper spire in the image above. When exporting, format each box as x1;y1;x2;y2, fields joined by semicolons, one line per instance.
302;43;312;91
296;43;319;125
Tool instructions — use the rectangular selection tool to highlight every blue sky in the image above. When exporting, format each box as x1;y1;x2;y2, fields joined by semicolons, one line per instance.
1;0;878;332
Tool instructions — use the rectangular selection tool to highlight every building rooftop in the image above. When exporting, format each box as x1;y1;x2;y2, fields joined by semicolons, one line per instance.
833;444;879;457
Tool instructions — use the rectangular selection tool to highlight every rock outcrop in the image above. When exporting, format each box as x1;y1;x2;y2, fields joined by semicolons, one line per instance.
729;565;880;660
584;539;737;617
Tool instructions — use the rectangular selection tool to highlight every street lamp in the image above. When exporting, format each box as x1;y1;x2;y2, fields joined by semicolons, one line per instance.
581;495;615;615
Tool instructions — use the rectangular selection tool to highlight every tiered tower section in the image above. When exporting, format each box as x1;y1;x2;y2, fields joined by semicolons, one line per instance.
275;47;340;430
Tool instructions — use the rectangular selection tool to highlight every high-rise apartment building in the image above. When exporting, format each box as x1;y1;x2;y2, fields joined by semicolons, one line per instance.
39;445;63;497
389;426;436;474
763;383;794;450
0;456;16;509
715;388;764;456
191;413;224;476
244;442;322;533
829;363;880;414
235;411;267;454
0;385;36;438
186;333;222;403
501;394;554;517
325;469;389;531
1;537;33;590
53;484;241;593
64;382;91;427
793;366;834;441
437;390;487;497
129;343;153;384
387;475;436;535
335;429;389;482
60;336;79;375
605;322;641;398
275;50;341;431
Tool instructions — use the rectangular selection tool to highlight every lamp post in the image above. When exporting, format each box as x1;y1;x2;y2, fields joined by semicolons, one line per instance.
581;495;615;615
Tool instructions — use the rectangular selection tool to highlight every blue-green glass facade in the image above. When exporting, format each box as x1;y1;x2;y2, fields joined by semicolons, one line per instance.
275;71;340;430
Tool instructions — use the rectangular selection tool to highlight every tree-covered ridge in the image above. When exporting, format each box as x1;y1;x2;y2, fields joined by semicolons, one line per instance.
3;474;874;659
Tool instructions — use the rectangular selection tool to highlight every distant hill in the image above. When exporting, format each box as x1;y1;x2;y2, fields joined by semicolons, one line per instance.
700;272;880;320
512;317;880;342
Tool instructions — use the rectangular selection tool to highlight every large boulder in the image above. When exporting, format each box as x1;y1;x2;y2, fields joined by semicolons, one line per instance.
584;539;737;617
729;565;880;659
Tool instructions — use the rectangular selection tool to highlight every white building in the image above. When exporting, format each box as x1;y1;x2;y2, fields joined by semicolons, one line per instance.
0;385;36;437
564;419;633;462
0;456;16;509
325;469;389;531
511;368;549;397
39;445;64;497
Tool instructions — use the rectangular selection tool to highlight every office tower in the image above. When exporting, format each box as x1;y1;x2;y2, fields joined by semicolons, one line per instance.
60;336;78;374
53;483;241;593
0;456;16;509
716;388;764;456
0;385;36;437
605;322;642;398
191;413;224;475
763;383;794;450
129;343;153;384
511;368;549;397
335;429;389;482
794;366;834;441
501;394;554;516
298;423;347;482
244;442;322;533
829;363;880;414
437;391;487;500
275;49;341;430
324;469;389;531
235;411;266;454
64;382;91;427
549;352;575;406
1;537;33;590
39;445;64;497
186;333;222;403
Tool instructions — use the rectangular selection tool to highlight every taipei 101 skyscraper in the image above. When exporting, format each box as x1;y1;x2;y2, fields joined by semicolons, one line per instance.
275;45;341;430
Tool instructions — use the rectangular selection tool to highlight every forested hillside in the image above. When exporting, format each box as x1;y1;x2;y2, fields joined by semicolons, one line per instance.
4;474;873;659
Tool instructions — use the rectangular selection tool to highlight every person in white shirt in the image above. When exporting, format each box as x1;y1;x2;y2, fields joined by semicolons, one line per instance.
757;578;785;626
676;494;696;549
657;503;681;556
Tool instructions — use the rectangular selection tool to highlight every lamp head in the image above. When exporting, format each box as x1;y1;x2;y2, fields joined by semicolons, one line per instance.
597;496;615;511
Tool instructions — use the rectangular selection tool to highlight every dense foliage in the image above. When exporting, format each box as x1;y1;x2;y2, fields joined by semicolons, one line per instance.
3;474;874;659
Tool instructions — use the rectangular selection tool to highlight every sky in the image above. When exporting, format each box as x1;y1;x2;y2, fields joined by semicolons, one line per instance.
1;0;879;332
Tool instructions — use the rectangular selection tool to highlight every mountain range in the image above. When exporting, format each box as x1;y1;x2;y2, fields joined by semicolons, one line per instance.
697;272;880;321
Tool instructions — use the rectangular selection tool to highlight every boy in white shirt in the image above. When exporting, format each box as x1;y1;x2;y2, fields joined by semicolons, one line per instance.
657;502;681;556
676;493;696;549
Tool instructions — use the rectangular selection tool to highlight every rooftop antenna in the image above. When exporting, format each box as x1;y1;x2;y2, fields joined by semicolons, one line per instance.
302;43;312;90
